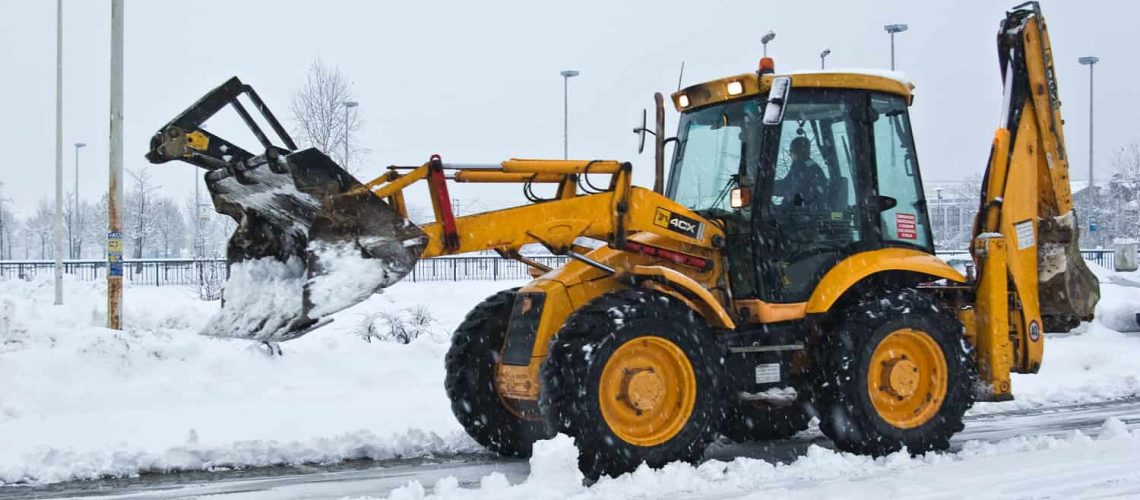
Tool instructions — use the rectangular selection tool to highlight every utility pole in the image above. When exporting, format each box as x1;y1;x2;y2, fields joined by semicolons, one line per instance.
342;101;358;170
53;0;64;305
884;24;908;70
107;0;124;329
560;70;579;160
820;49;831;70
72;142;86;258
1079;56;1099;188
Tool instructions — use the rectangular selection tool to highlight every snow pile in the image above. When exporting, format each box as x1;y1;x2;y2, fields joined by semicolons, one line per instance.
0;274;521;485
197;256;307;341
373;424;1140;500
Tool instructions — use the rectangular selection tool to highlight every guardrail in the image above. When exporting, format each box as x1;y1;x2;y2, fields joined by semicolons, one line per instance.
0;249;1120;286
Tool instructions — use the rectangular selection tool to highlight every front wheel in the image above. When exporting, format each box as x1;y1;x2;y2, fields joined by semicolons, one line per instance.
813;289;975;456
540;289;724;479
445;289;551;457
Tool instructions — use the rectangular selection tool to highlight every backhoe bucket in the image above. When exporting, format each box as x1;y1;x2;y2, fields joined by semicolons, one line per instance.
200;149;427;342
1038;211;1100;331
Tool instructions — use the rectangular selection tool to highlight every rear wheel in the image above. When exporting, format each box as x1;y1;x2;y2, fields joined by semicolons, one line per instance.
540;289;723;479
445;289;550;457
813;289;974;456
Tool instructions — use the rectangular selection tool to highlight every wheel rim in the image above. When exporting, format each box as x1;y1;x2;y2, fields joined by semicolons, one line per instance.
866;328;948;429
598;336;697;447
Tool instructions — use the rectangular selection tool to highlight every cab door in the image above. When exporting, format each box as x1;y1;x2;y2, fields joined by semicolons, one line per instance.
754;89;872;304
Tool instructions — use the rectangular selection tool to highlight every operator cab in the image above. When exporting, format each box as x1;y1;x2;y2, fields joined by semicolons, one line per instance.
667;66;933;308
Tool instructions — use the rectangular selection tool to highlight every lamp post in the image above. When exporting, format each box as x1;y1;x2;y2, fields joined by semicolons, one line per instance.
761;31;776;57
1079;56;1099;188
72;142;85;258
342;101;358;170
820;49;831;70
53;0;64;305
884;23;908;70
560;70;579;160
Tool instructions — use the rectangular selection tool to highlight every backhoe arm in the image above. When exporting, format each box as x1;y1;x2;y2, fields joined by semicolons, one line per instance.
971;2;1100;399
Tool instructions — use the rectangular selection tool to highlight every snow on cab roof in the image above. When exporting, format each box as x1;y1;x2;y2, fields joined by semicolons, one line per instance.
671;69;914;112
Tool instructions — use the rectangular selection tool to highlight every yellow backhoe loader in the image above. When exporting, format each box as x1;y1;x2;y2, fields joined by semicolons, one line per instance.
147;2;1098;479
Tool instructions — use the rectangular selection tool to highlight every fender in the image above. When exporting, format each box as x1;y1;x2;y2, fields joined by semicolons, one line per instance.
806;248;966;314
627;265;736;329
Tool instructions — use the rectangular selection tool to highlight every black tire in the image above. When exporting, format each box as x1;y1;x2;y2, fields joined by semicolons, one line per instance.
445;289;551;457
812;288;975;456
722;394;811;443
540;289;724;479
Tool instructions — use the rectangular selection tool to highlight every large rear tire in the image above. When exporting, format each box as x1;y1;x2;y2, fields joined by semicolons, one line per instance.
540;289;724;479
445;289;550;457
812;289;975;456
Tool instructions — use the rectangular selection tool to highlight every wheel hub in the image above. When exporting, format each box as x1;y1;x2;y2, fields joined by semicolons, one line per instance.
882;357;920;397
598;336;697;447
866;328;948;429
622;368;665;411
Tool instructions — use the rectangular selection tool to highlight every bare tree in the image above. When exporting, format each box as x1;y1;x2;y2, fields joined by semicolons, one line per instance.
85;195;109;259
1113;142;1140;179
0;183;10;259
152;198;186;258
126;169;159;259
290;59;366;172
25;200;55;259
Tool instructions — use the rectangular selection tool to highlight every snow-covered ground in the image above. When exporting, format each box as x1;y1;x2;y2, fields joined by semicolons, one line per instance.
0;276;525;485
2;262;1140;497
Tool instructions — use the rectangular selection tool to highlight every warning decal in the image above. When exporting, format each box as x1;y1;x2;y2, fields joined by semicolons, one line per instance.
896;213;917;240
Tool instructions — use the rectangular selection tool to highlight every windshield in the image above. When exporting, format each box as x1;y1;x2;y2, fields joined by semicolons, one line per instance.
666;99;762;212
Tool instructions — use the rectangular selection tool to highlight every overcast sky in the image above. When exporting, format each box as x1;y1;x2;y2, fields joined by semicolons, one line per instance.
0;0;1134;216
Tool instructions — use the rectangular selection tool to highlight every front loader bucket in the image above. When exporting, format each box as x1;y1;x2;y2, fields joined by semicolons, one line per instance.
146;77;426;341
1038;210;1101;331
201;149;427;342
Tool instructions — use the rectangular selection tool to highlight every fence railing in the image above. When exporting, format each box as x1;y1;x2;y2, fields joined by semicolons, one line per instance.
0;256;572;286
0;249;1120;286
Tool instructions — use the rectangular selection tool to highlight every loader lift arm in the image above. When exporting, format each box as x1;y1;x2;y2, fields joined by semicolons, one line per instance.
969;1;1100;400
145;77;722;342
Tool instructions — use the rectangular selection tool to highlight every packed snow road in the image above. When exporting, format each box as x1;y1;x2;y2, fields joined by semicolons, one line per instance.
7;397;1140;499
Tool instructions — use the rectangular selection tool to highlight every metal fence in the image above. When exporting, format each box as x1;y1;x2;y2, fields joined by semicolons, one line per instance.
0;256;571;286
0;250;1120;286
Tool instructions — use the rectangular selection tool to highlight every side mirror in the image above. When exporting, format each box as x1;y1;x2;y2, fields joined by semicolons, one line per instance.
632;108;648;154
762;76;792;125
875;195;898;212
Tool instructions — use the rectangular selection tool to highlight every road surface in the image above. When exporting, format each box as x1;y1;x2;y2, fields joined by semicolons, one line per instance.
6;397;1138;499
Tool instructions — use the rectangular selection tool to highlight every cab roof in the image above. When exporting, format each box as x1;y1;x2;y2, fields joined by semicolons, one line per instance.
670;70;915;112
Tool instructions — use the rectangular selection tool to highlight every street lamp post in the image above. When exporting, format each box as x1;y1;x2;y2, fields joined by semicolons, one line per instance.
820;49;831;70
53;0;64;305
72;142;85;258
342;101;358;170
761;31;776;57
560;70;579;160
1079;56;1099;188
884;23;908;70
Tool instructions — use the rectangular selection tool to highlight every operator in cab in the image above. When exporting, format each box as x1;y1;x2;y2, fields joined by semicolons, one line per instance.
773;136;827;209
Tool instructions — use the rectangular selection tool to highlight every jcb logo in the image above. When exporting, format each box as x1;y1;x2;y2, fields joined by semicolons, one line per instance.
654;207;704;239
654;208;672;228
